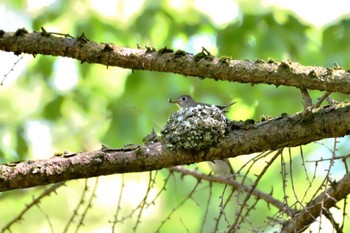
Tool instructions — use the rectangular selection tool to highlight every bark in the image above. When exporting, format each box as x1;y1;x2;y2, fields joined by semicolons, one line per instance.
1;29;350;94
1;102;349;192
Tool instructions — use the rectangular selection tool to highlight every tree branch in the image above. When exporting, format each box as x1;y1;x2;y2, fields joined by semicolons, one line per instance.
1;29;350;94
1;102;350;192
281;172;350;233
168;166;294;216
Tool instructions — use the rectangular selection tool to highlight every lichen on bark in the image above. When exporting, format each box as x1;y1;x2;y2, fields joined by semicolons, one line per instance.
161;105;229;151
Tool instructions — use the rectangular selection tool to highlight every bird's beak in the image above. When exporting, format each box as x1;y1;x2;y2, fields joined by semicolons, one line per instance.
168;98;179;104
168;98;182;109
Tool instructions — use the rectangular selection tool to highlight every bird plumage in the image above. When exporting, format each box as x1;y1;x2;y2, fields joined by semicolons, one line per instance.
169;95;235;111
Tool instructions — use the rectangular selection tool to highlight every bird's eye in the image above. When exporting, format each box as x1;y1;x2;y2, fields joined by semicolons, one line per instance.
181;97;187;101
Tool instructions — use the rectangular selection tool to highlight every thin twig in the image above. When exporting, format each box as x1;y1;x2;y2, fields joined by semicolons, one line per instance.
229;149;284;232
300;89;313;109
1;182;65;233
314;92;331;108
168;165;291;216
1;55;24;85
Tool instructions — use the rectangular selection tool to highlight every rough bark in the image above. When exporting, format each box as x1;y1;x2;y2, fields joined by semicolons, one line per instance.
1;29;350;94
1;102;349;192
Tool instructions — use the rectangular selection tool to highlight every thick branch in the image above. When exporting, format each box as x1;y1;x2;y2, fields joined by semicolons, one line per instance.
1;30;350;94
0;103;349;192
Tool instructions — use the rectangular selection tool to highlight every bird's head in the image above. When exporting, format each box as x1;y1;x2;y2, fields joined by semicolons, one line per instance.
169;95;196;108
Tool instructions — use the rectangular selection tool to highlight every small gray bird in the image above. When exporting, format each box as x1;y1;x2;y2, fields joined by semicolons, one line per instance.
169;95;236;111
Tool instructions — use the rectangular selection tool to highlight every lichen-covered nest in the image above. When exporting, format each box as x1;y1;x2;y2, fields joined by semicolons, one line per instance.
161;105;229;151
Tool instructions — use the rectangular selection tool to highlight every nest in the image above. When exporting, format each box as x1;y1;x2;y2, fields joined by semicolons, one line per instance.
161;105;229;151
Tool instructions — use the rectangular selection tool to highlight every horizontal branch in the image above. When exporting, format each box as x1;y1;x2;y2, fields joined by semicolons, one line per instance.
0;102;349;192
1;30;350;94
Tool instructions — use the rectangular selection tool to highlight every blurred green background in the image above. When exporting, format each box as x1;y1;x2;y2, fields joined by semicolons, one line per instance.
1;0;350;232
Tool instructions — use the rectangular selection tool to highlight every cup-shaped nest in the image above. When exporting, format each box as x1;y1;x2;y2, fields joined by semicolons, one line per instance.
161;105;229;151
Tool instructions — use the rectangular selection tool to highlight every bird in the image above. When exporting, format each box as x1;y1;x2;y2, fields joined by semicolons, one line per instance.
208;159;235;176
169;95;236;112
168;95;236;176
